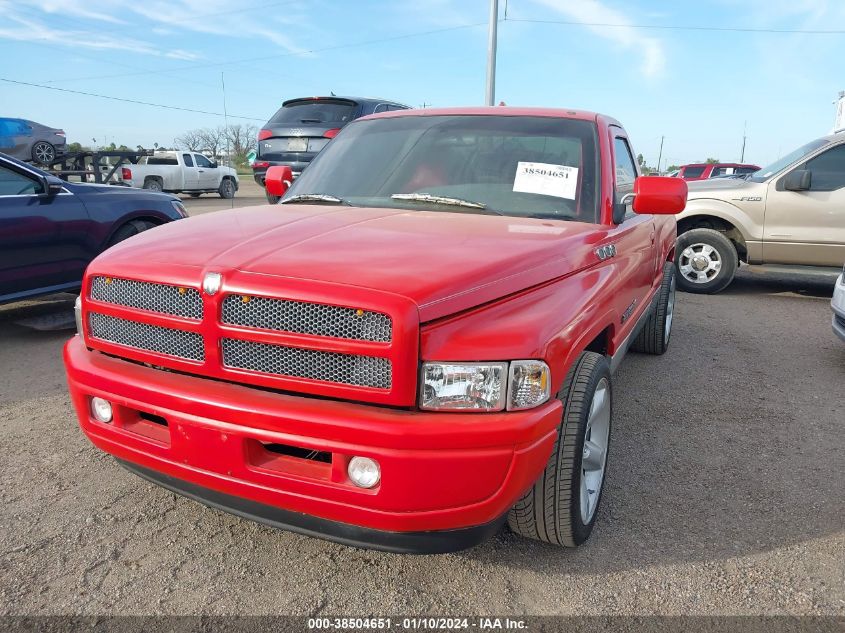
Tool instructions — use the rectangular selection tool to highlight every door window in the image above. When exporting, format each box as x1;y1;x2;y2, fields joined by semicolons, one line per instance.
182;154;194;167
682;165;706;179
803;144;845;191
613;137;637;196
0;165;42;195
194;154;213;168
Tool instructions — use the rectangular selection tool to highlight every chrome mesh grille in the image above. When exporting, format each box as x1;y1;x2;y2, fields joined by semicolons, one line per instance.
221;295;392;342
89;313;204;361
221;338;391;389
90;276;202;319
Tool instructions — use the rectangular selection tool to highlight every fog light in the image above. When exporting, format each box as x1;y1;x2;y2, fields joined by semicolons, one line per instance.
90;397;113;423
347;456;380;488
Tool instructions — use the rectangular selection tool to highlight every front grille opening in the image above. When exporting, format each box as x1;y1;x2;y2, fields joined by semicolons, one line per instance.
262;442;331;464
139;411;168;427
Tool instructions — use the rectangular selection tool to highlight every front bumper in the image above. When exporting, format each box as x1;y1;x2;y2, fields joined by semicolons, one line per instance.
64;337;561;552
832;275;845;343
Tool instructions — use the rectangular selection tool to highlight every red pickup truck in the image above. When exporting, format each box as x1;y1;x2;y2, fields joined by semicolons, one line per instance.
64;107;686;553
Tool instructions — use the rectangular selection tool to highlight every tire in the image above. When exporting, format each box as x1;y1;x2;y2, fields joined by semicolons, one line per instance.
508;352;612;547
631;262;676;355
218;178;236;199
106;219;157;248
266;191;281;204
675;228;737;294
189;193;202;198
31;141;55;165
143;178;163;193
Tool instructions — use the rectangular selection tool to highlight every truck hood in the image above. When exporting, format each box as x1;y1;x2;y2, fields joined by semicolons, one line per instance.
686;178;758;199
95;205;604;321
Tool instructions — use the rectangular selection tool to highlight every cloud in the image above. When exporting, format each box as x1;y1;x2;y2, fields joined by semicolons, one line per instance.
531;0;666;78
0;13;200;60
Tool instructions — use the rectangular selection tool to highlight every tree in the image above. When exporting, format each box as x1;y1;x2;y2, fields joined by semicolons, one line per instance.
174;129;204;151
637;153;645;167
705;157;720;164
197;127;225;158
224;123;258;161
666;164;680;172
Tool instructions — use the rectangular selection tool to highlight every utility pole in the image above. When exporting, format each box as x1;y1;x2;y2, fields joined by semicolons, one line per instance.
656;136;664;174
485;0;498;106
740;120;747;162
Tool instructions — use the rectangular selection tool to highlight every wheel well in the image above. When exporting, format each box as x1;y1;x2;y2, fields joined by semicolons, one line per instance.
677;215;747;262
584;326;611;357
144;175;163;183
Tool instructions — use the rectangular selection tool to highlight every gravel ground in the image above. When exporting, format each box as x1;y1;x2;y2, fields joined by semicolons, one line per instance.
0;269;842;616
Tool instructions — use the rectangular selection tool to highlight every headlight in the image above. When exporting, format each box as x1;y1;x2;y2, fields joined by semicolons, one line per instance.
420;362;507;411
171;200;188;218
420;360;551;412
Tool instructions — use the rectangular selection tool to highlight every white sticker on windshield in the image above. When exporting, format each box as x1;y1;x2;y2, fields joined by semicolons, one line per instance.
513;162;578;200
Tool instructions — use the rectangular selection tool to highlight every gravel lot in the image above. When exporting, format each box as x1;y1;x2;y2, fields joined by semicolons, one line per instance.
0;239;842;614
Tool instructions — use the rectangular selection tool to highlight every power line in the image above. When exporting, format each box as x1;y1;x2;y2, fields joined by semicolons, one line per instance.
505;17;845;34
0;78;264;121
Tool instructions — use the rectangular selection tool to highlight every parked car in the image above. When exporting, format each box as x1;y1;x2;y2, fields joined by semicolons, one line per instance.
0;117;66;165
675;133;845;293
122;151;239;198
677;163;760;181
64;106;686;553
0;152;187;305
833;264;845;342
253;96;411;202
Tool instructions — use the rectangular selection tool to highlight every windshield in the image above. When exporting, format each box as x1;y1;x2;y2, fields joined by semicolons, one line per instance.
749;138;829;182
283;115;600;222
269;99;357;126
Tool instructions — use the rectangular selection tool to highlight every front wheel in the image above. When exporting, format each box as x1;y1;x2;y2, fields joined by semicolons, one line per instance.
508;352;612;547
265;191;281;204
218;178;236;199
675;228;738;294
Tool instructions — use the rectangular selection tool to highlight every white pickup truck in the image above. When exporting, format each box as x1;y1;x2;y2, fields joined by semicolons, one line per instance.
123;151;239;198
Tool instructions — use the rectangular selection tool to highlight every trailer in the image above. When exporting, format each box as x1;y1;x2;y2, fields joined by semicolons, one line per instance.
43;150;154;185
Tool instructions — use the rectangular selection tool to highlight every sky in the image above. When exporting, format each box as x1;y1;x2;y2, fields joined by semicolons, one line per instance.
1;0;844;170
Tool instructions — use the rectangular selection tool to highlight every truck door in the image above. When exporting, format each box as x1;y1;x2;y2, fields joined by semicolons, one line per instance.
194;153;218;189
0;161;89;299
763;142;845;266
605;133;657;338
181;153;200;190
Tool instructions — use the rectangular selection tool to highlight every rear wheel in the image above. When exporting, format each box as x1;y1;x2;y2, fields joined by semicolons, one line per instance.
218;178;236;199
106;219;157;248
31;141;55;165
675;228;737;294
631;262;675;355
508;352;612;547
266;191;281;204
143;178;163;193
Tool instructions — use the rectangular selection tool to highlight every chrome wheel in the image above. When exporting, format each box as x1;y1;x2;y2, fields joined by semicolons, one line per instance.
32;142;54;164
664;273;675;344
679;243;721;284
580;377;610;524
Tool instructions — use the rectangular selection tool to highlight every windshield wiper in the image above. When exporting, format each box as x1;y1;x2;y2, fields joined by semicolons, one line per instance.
390;193;491;211
280;194;348;205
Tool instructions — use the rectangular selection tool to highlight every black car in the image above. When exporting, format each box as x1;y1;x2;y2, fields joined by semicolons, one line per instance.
0;153;187;305
253;96;410;202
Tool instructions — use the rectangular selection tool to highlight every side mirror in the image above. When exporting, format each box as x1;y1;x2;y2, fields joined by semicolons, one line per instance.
784;169;811;191
631;176;688;216
265;165;293;199
209;161;218;169
40;175;64;197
